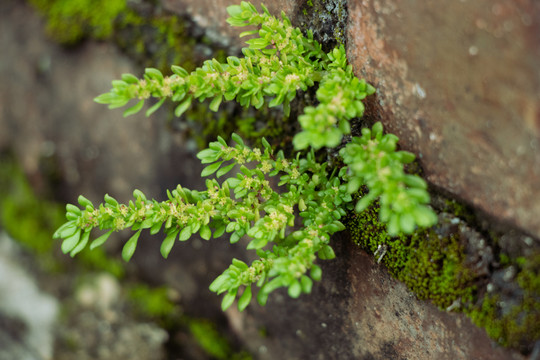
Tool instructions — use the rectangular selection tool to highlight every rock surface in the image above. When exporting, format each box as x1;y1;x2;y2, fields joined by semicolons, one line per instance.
219;237;524;360
346;0;540;239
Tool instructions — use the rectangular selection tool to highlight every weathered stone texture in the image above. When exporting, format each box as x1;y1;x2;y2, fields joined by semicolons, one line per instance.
222;238;524;360
347;0;540;238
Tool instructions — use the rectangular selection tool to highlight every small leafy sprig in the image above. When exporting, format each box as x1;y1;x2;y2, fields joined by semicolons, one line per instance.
54;1;438;311
94;1;374;150
340;123;438;236
54;135;350;310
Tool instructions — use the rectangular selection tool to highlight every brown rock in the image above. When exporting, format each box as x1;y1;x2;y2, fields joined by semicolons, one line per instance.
221;239;524;360
347;0;540;238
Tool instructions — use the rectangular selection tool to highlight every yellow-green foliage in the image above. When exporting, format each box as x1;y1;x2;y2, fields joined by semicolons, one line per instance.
347;203;475;309
30;0;127;44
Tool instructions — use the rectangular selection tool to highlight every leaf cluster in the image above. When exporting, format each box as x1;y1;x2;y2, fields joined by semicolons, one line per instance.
93;1;373;150
55;136;350;311
340;123;437;236
54;2;438;311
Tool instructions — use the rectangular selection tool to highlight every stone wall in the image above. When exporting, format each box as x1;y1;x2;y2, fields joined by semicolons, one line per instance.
0;0;538;359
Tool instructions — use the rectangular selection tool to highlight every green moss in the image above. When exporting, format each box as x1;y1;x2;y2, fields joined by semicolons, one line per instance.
440;198;477;224
297;0;347;50
29;0;127;44
347;204;476;309
347;198;539;353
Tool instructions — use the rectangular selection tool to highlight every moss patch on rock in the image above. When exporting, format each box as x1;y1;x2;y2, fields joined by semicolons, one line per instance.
346;197;539;354
347;202;476;310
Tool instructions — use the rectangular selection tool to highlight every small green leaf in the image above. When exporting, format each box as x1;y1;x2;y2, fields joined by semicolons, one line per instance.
200;225;212;240
239;30;258;37
123;100;144;117
90;230;113;250
230;232;241;244
403;174;427;189
209;96;222;112
216;163;236;178
210;273;230;294
201;161;223;177
399;212;416;234
122;230;141;262
61;230;81;254
287;280;302;298
145;67;163;81
70;230;90;257
238;286;252;311
256;289;269;306
232;258;248;270
387;214;400;236
355;193;375;213
300;275;313;294
292;132;310;150
160;229;179;259
231;133;244;147
174;97;192;117
66;204;82;216
133;189;147;200
171;65;188;77
226;4;242;17
246;237;267;250
146;98;166;117
66;212;79;221
213;224;226;238
197;148;219;163
53;221;77;239
413;206;438;227
179;226;192;241
78;195;94;209
121;73;139;84
347;177;362;194
104;194;118;207
221;289;237;311
318;244;336;260
150;221;163;235
310;265;322;281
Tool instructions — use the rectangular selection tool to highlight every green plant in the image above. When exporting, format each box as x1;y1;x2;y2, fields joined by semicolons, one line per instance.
54;2;437;311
